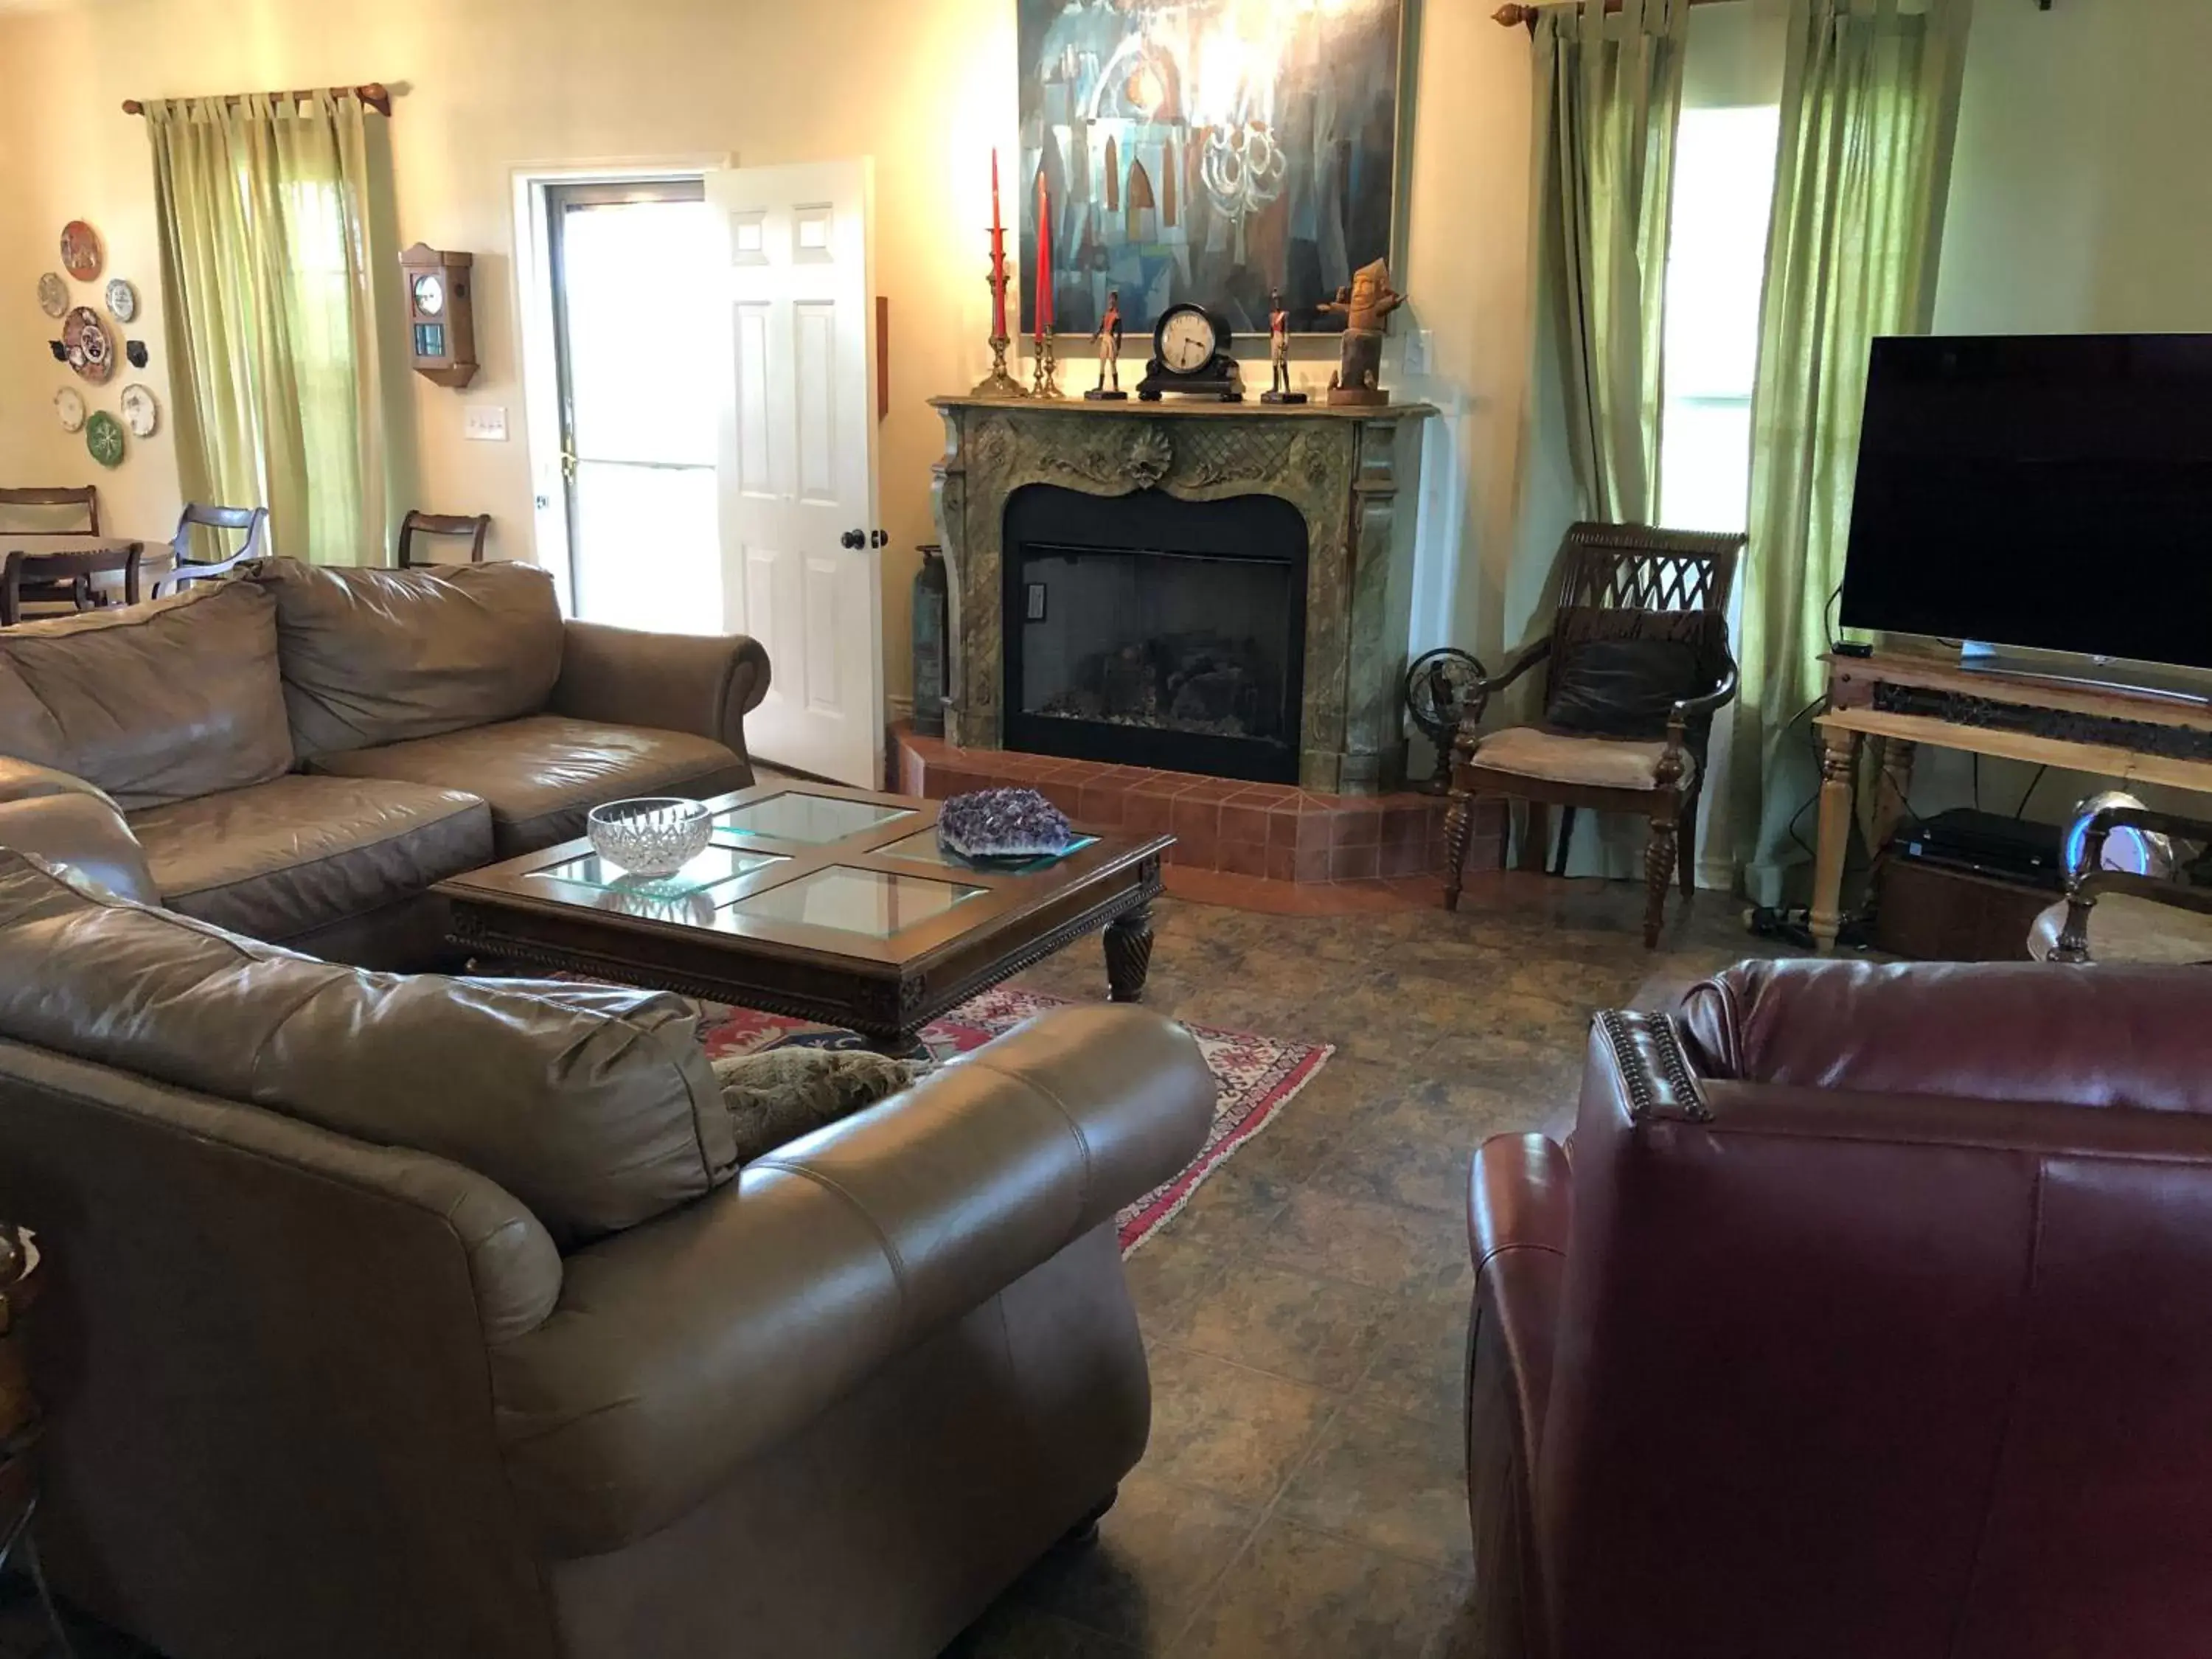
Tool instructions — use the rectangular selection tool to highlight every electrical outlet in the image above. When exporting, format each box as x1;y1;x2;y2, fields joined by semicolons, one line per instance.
463;405;508;441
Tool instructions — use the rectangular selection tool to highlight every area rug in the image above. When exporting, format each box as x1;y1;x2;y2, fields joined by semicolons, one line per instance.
689;986;1332;1256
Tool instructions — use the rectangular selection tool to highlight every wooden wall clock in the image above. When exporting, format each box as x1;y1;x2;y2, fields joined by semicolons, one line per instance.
399;243;479;388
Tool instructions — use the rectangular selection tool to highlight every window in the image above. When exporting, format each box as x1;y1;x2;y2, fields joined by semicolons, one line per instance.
1657;104;1781;533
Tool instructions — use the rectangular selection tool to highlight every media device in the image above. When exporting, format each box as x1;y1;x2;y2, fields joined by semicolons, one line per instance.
1894;807;2065;891
1839;333;2212;677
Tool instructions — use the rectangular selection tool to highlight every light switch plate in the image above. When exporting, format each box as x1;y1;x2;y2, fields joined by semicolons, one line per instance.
1400;329;1431;378
463;405;508;441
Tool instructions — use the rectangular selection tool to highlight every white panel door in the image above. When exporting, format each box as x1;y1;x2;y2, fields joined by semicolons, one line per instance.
709;160;883;787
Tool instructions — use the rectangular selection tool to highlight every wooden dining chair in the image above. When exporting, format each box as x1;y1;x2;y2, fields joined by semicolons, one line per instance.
0;487;100;535
162;503;270;594
2;544;142;627
1443;521;1746;948
396;510;491;568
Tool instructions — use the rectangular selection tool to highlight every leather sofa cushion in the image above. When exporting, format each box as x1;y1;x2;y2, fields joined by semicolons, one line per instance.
313;715;748;855
248;558;564;758
0;582;293;810
129;773;493;944
0;849;736;1246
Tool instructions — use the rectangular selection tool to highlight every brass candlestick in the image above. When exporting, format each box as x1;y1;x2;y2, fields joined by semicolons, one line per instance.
1031;331;1062;398
973;329;1026;398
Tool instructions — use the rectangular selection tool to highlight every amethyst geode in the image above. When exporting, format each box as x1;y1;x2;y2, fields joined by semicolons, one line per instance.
937;787;1076;860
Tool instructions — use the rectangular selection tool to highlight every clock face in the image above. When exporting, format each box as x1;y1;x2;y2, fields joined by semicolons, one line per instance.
412;272;445;316
1156;306;1218;374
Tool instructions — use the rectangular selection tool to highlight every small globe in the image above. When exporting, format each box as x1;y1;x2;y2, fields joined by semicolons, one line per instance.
1403;648;1485;746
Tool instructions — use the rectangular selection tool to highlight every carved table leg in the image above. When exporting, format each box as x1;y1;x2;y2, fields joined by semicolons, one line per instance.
1104;904;1154;1003
1643;813;1678;950
1442;788;1475;912
1809;723;1862;953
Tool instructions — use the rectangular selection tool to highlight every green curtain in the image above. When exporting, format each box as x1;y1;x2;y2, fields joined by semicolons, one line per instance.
1531;0;1690;525
147;91;389;566
1729;0;1970;902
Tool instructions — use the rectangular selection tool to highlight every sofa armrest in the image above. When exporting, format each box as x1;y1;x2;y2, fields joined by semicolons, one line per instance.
0;759;158;904
488;1004;1214;1557
552;621;771;765
1679;958;2212;1111
1467;1133;1570;1659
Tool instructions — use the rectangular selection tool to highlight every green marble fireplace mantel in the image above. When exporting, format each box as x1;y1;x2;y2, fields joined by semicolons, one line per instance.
928;395;1436;796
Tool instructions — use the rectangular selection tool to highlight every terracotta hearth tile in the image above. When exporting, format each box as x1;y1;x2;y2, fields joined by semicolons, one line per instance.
1329;842;1381;882
1217;838;1271;879
1265;844;1295;882
1294;844;1333;883
1219;801;1271;845
1267;807;1304;849
1076;784;1128;827
1295;813;1334;858
1170;794;1222;846
1332;808;1383;849
1124;791;1178;838
1379;838;1430;879
1180;778;1242;802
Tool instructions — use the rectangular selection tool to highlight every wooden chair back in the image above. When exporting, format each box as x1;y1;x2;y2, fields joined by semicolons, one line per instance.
396;511;491;568
1543;522;1745;738
167;503;270;591
2;544;142;627
0;487;100;535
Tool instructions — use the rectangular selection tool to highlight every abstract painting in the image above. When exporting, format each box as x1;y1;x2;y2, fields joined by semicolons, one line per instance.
1017;0;1408;338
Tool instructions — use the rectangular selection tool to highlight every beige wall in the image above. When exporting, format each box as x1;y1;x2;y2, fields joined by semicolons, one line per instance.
0;0;1537;723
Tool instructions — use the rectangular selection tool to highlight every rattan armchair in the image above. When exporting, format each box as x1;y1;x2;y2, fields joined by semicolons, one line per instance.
1444;522;1745;947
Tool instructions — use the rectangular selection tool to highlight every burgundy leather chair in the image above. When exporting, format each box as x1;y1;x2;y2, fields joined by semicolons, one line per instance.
1468;959;2212;1659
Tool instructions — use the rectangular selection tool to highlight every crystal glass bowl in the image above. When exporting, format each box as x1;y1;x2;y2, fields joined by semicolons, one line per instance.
586;798;714;880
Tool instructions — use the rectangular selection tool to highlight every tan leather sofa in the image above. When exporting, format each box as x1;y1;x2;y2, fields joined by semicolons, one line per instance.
0;559;768;966
0;847;1216;1658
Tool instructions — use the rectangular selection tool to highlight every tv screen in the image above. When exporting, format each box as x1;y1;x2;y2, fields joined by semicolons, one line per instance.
1839;333;2212;672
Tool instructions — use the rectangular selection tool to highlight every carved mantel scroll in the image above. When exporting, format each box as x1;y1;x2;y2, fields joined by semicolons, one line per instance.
928;397;1433;795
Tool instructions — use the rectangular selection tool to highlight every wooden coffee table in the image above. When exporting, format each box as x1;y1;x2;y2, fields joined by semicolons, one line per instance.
436;781;1169;1048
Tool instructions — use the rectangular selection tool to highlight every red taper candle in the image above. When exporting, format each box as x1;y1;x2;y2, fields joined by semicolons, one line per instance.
1034;173;1054;333
989;149;1008;341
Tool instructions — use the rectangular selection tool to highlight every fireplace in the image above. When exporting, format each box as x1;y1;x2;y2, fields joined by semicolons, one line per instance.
1004;484;1307;784
931;397;1434;794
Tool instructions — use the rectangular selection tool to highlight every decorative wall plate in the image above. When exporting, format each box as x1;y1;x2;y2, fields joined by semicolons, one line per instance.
105;278;137;323
61;307;114;383
60;221;102;282
120;383;158;438
37;273;68;318
85;410;125;469
54;387;86;433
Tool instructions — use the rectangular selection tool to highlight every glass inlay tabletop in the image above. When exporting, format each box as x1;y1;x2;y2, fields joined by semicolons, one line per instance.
726;865;987;939
875;825;1099;874
532;842;785;900
712;791;915;846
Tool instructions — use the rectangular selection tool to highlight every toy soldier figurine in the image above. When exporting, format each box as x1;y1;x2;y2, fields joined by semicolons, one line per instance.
1086;290;1127;400
1318;258;1405;406
1261;286;1305;405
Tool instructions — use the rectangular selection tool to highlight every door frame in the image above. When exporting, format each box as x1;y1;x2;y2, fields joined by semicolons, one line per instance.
509;153;731;613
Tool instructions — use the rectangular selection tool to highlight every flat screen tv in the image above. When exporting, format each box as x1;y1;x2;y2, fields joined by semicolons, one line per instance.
1839;333;2212;673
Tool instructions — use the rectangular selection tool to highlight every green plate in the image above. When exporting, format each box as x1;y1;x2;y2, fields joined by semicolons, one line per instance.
85;410;124;469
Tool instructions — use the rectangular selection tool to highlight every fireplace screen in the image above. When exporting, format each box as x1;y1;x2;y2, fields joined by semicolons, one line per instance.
1004;485;1307;782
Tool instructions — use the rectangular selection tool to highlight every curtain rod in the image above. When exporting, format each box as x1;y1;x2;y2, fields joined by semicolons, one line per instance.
1494;0;1734;23
122;83;392;116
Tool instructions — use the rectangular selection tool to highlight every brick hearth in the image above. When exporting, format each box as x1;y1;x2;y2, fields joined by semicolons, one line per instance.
893;724;1505;886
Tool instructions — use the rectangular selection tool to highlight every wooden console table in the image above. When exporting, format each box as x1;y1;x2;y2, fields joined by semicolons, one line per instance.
1811;650;2212;952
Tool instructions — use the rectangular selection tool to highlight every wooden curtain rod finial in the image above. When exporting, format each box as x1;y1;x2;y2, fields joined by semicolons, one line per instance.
122;83;392;117
1493;2;1538;22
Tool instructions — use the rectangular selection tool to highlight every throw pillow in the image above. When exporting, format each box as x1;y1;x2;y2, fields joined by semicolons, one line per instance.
1545;638;1706;740
712;1047;919;1162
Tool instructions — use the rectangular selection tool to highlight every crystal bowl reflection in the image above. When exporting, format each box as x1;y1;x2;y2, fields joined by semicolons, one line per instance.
586;797;713;880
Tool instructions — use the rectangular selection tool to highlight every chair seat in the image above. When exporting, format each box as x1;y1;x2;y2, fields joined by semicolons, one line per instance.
1470;726;1695;792
309;714;748;856
130;773;493;944
2028;894;2212;965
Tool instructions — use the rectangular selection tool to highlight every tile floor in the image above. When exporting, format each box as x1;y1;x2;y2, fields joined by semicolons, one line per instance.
0;870;1794;1659
939;870;1797;1659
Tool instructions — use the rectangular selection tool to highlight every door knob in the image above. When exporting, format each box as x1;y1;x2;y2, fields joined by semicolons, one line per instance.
840;528;865;550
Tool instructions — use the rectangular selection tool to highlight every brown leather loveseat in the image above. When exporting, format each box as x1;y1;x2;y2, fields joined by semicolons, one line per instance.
0;849;1217;1657
1467;959;2212;1659
0;557;768;964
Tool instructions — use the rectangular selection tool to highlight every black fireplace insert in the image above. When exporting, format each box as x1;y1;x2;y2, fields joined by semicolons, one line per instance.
1003;484;1308;783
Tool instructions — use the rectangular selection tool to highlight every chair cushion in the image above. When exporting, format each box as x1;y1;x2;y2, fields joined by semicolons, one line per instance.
1546;637;1705;738
247;557;565;758
310;714;748;855
1471;725;1695;791
0;848;734;1248
0;582;293;810
2029;894;2212;966
129;773;493;944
